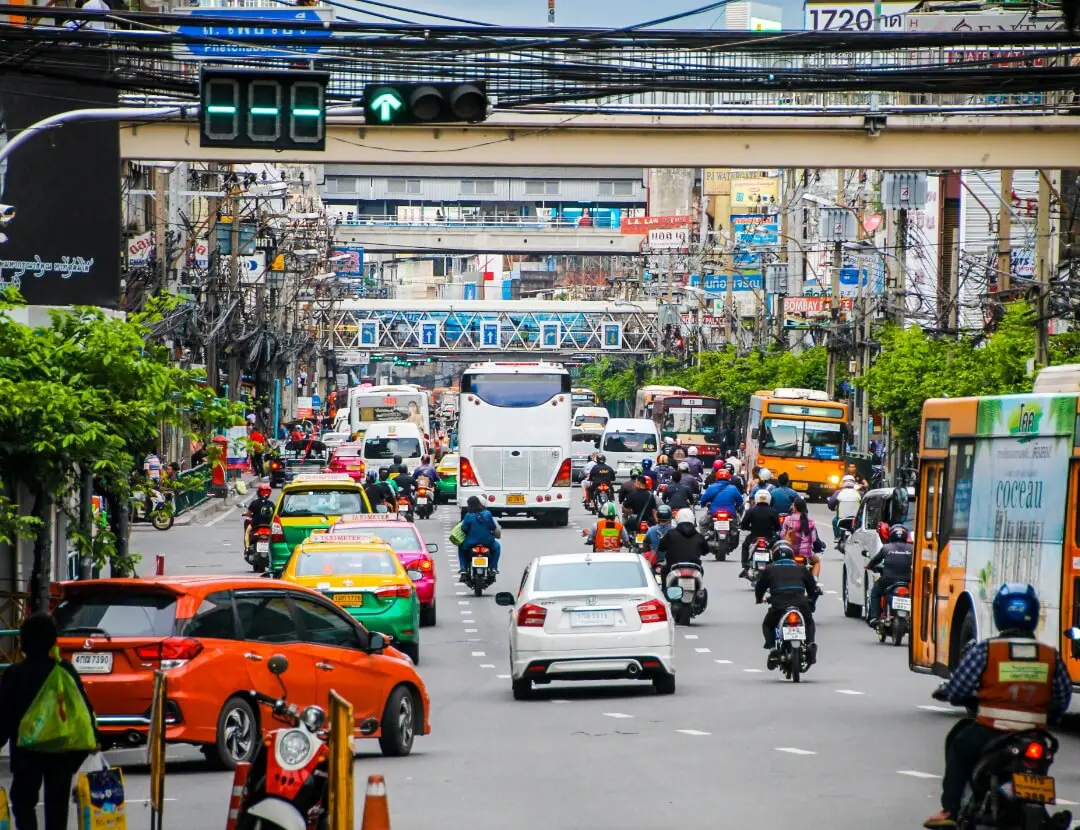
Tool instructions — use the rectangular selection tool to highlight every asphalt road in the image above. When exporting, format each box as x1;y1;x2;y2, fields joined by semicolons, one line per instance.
6;498;1080;830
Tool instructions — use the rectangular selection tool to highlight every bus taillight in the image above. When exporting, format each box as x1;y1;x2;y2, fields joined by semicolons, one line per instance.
553;458;572;487
459;456;479;488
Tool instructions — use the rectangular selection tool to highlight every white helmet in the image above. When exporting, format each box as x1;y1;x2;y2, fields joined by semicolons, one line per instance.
675;508;695;525
758;467;772;481
842;474;856;487
755;489;772;504
687;446;699;456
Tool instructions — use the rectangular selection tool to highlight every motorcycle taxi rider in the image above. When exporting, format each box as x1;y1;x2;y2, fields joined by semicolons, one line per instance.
245;483;277;549
585;454;617;509
865;525;913;627
584;502;634;551
923;583;1072;829
754;540;818;669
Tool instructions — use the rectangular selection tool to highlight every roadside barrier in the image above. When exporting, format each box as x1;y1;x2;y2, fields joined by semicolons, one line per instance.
360;776;391;830
224;763;251;830
328;691;355;830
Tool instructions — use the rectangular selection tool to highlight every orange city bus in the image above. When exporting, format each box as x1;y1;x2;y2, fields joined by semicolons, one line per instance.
909;391;1080;687
744;388;848;500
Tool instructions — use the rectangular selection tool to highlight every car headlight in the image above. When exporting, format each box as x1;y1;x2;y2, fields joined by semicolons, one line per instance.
300;705;326;732
828;475;840;485
279;729;312;765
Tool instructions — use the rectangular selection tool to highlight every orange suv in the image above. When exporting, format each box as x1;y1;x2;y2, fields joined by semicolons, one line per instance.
54;576;430;768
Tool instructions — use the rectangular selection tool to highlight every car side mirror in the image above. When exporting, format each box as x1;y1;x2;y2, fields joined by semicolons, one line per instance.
369;632;388;653
838;517;855;532
494;592;516;607
426;542;439;553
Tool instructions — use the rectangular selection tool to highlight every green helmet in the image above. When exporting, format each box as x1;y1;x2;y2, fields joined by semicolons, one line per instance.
630;465;643;477
600;502;618;520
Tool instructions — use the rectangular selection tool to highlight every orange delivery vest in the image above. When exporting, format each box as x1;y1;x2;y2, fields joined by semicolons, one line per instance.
593;519;624;552
975;636;1057;732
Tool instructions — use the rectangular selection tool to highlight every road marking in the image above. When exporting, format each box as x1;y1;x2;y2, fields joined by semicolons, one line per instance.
460;610;471;615
497;674;511;679
206;507;236;527
465;629;478;633
835;689;865;695
221;542;233;547
456;591;467;596
550;699;570;704
714;659;734;665
1056;798;1078;805
824;590;838;595
676;729;711;736
775;747;817;756
471;651;486;656
896;770;940;779
917;705;958;714
743;668;764;673
462;619;475;623
602;712;634;719
683;634;699;640
479;664;495;668
458;601;470;605
694;647;711;653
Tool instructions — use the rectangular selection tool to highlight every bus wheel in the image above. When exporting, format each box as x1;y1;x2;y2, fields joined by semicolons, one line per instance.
950;608;976;670
551;510;569;527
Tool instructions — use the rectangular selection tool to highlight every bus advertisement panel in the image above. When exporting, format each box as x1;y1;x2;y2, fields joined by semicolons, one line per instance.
349;386;430;438
911;393;1080;684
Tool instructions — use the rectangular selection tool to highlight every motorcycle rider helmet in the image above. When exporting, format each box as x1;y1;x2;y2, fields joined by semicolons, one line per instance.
643;475;654;490
754;489;772;504
888;525;909;543
842;475;856;487
717;469;731;481
992;583;1040;633
713;459;725;471
771;541;795;561
657;454;669;466
630;466;643;477
656;505;673;522
600;502;618;520
678;461;690;473
641;458;653;471
675;508;695;525
257;482;271;497
758;467;773;482
365;471;378;483
597;454;607;464
393;455;403;465
724;462;735;473
687;446;699;456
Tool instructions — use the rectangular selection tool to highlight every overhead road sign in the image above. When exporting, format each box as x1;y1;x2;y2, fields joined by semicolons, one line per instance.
174;8;333;60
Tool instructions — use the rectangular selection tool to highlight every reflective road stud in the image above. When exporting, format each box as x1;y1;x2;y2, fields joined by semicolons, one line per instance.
360;775;391;830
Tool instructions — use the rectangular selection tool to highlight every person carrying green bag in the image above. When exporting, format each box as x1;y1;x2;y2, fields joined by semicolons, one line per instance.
0;612;99;830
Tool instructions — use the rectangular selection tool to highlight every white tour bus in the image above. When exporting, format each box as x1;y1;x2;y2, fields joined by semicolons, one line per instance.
346;384;431;439
457;361;573;526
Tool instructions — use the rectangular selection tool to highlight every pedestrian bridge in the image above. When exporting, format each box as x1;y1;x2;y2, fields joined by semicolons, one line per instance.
318;299;660;356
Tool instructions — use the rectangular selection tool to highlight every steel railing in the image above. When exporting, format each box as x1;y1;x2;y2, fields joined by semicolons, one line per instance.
334;215;625;230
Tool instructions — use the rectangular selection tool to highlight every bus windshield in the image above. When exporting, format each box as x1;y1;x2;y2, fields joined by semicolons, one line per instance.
760;418;842;460
662;407;719;436
463;373;567;407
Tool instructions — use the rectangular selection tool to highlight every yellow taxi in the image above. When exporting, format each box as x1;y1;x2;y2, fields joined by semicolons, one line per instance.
269;474;373;576
281;533;422;664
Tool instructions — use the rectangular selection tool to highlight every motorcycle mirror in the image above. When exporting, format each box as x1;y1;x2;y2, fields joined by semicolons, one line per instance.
267;654;289;676
837;517;855;532
494;591;515;607
665;586;684;602
1064;627;1080;641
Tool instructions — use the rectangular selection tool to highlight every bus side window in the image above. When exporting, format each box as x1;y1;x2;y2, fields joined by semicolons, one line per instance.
924;470;937;541
920;565;933;643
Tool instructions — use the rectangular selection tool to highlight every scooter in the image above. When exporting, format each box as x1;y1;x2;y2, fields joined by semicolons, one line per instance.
396;494;415;523
871;580;911;646
745;537;772;586
245;524;272;573
463;543;496;597
592;482;613;514
267;456;286;488
414;482;435;520
129;489;173;531
706;507;737;561
769;605;813;682
664;562;706;626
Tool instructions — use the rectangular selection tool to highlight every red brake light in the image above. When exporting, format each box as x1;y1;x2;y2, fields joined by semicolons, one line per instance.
794;555;806;565
640;522;649;532
517;603;547;627
553;458;572;488
472;545;489;555
418;558;433;571
676;568;697;578
895;585;910;596
270;461;282;470
271;519;284;543
637;598;668;624
136;637;203;666
714;510;730;519
459;456;479;488
785;611;802;626
255;526;271;538
375;585;413;599
1024;741;1044;760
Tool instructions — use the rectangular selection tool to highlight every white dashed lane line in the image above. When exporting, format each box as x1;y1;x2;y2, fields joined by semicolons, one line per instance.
471;651;486;656
835;690;865;696
917;705;958;714
743;668;764;673
694;647;711;653
714;660;734;665
896;770;940;779
602;712;634;719
683;634;699;640
458;600;470;605
676;729;711;736
497;674;511;679
462;619;475;623
465;629;478;633
775;747;817;756
479;664;495;668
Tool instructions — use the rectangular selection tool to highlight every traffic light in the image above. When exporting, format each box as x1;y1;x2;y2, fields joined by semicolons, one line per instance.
200;68;329;151
362;83;489;125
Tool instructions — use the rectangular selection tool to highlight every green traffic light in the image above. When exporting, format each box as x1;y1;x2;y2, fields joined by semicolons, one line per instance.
369;90;403;123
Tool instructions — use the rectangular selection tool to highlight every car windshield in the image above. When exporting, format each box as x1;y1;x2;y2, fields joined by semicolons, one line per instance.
279;489;368;517
331;525;421;550
603;432;657;454
333;447;362;459
296;551;398;577
55;592;178;637
759;418;843;460
534;561;648;592
574;415;607;428
364;437;422;460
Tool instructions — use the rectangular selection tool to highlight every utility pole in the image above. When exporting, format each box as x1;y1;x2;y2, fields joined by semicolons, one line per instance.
205;163;221;394
153;166;168;292
724;247;734;350
1034;170;1052;366
227;171;242;401
825;169;846;399
997;169;1012;294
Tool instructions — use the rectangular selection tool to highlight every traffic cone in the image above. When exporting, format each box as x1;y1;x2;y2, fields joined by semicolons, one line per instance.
360;775;391;830
224;762;251;830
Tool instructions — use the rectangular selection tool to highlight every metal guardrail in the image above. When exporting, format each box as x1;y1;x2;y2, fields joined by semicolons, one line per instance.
336;215;625;231
171;463;211;516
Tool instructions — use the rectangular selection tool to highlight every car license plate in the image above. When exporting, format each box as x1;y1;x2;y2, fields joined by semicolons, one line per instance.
891;596;912;611
416;496;428;505
793;482;808;491
506;494;526;505
73;652;113;674
571;610;614;627
781;626;806;641
333;593;365;607
472;556;489;568
715;520;730;530
1012;773;1055;804
256;541;269;553
754;553;770;564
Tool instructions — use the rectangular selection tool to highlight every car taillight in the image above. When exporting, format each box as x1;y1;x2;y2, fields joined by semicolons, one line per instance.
517;603;547;627
895;585;910;596
637;598;668;624
375;585;413;599
1024;741;1045;760
136;637;203;669
553;458;572;487
271;519;284;543
459;456;479;487
418;558;433;572
784;611;802;626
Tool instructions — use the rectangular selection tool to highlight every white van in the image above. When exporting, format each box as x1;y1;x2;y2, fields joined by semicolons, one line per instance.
362;422;426;474
600;418;660;477
572;406;610;434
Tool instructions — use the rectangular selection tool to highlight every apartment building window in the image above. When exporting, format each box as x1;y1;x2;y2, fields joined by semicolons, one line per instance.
525;180;559;196
326;176;358;194
460;179;496;195
387;178;422;195
598;181;634;197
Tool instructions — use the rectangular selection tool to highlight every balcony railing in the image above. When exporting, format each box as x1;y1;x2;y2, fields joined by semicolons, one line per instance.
334;214;626;230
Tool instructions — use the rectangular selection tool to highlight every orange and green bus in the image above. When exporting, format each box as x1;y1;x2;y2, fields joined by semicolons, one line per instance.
910;391;1080;687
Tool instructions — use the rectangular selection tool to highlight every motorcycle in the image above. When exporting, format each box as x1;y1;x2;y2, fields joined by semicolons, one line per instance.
267;456;286;488
771;606;812;682
592;482;613;514
245;524;272;573
835;515;855;554
745;537;772;586
706;507;737;561
414;479;435;520
129;489;174;531
872;581;911;646
630;520;649;554
396;494;415;522
664;563;706;626
463;543;496;597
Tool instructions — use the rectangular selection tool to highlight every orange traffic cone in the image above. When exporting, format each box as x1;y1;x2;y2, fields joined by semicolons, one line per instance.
224;762;251;830
360;775;391;830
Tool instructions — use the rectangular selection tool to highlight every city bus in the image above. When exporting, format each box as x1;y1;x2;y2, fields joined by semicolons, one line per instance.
744;388;848;500
457;362;573;526
571;387;600;413
633;385;688;419
909;390;1080;686
652;394;724;463
347;384;431;440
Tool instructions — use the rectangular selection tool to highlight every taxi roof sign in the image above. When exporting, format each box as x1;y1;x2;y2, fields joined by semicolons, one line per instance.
333;513;403;523
292;474;356;483
306;534;390;546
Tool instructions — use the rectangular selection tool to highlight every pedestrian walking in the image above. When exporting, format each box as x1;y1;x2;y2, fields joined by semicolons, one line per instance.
0;613;99;830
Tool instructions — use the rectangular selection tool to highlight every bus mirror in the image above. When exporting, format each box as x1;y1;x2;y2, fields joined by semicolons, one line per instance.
750;428;759;440
1065;627;1080;640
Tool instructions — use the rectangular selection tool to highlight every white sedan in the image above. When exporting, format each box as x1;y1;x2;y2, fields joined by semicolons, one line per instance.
495;551;676;700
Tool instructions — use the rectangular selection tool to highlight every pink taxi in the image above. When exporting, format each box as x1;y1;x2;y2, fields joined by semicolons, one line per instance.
327;513;439;626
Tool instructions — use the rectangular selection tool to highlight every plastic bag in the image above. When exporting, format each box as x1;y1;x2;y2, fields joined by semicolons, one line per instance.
17;657;97;753
75;756;126;830
448;521;466;546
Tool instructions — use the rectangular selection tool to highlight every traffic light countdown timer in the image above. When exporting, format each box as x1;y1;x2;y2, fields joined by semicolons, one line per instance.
200;68;330;151
362;83;490;125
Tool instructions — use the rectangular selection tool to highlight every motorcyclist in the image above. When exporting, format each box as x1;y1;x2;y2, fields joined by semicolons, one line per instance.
652;454;676;488
726;461;747;494
755;541;818;668
828;474;862;543
725;452;744;477
656;508;708;580
865;525;914;626
662;473;695;512
770;472;800;516
684;446;704;477
245;484;276;551
704;459;725;488
364;471;392;512
642;504;674;563
618;466;642;506
587;454;617;509
457;495;501;580
622;475;659;528
581;451;599;506
739;489;781;578
585;502;633;551
393;468;416;513
749;467;775;501
413;455;439;487
923;584;1072;829
676;462;701;500
699;469;744;533
388;455;409;477
378;467;400;499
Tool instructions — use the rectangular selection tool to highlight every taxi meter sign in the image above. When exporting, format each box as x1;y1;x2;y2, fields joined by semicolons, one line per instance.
308;534;388;545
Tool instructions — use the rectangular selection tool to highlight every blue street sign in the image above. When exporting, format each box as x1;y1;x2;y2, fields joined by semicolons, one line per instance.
687;273;764;293
463;282;478;300
541;322;560;348
602;323;622;349
481;322;500;347
420;322;439;347
311;394;322;409
359;321;378;346
177;9;328;59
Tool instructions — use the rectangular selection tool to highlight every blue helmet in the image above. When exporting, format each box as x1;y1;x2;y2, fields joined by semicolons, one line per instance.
641;458;653;471
992;583;1040;633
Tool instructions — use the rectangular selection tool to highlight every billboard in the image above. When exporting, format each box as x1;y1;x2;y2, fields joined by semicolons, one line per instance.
332;246;365;276
782;295;854;329
731;214;779;246
0;67;121;307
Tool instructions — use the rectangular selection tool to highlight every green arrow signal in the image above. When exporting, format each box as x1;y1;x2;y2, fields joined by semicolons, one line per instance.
370;91;403;122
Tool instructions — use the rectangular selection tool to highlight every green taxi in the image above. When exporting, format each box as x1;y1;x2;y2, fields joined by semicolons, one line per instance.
435;453;458;503
269;474;373;575
282;533;421;664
